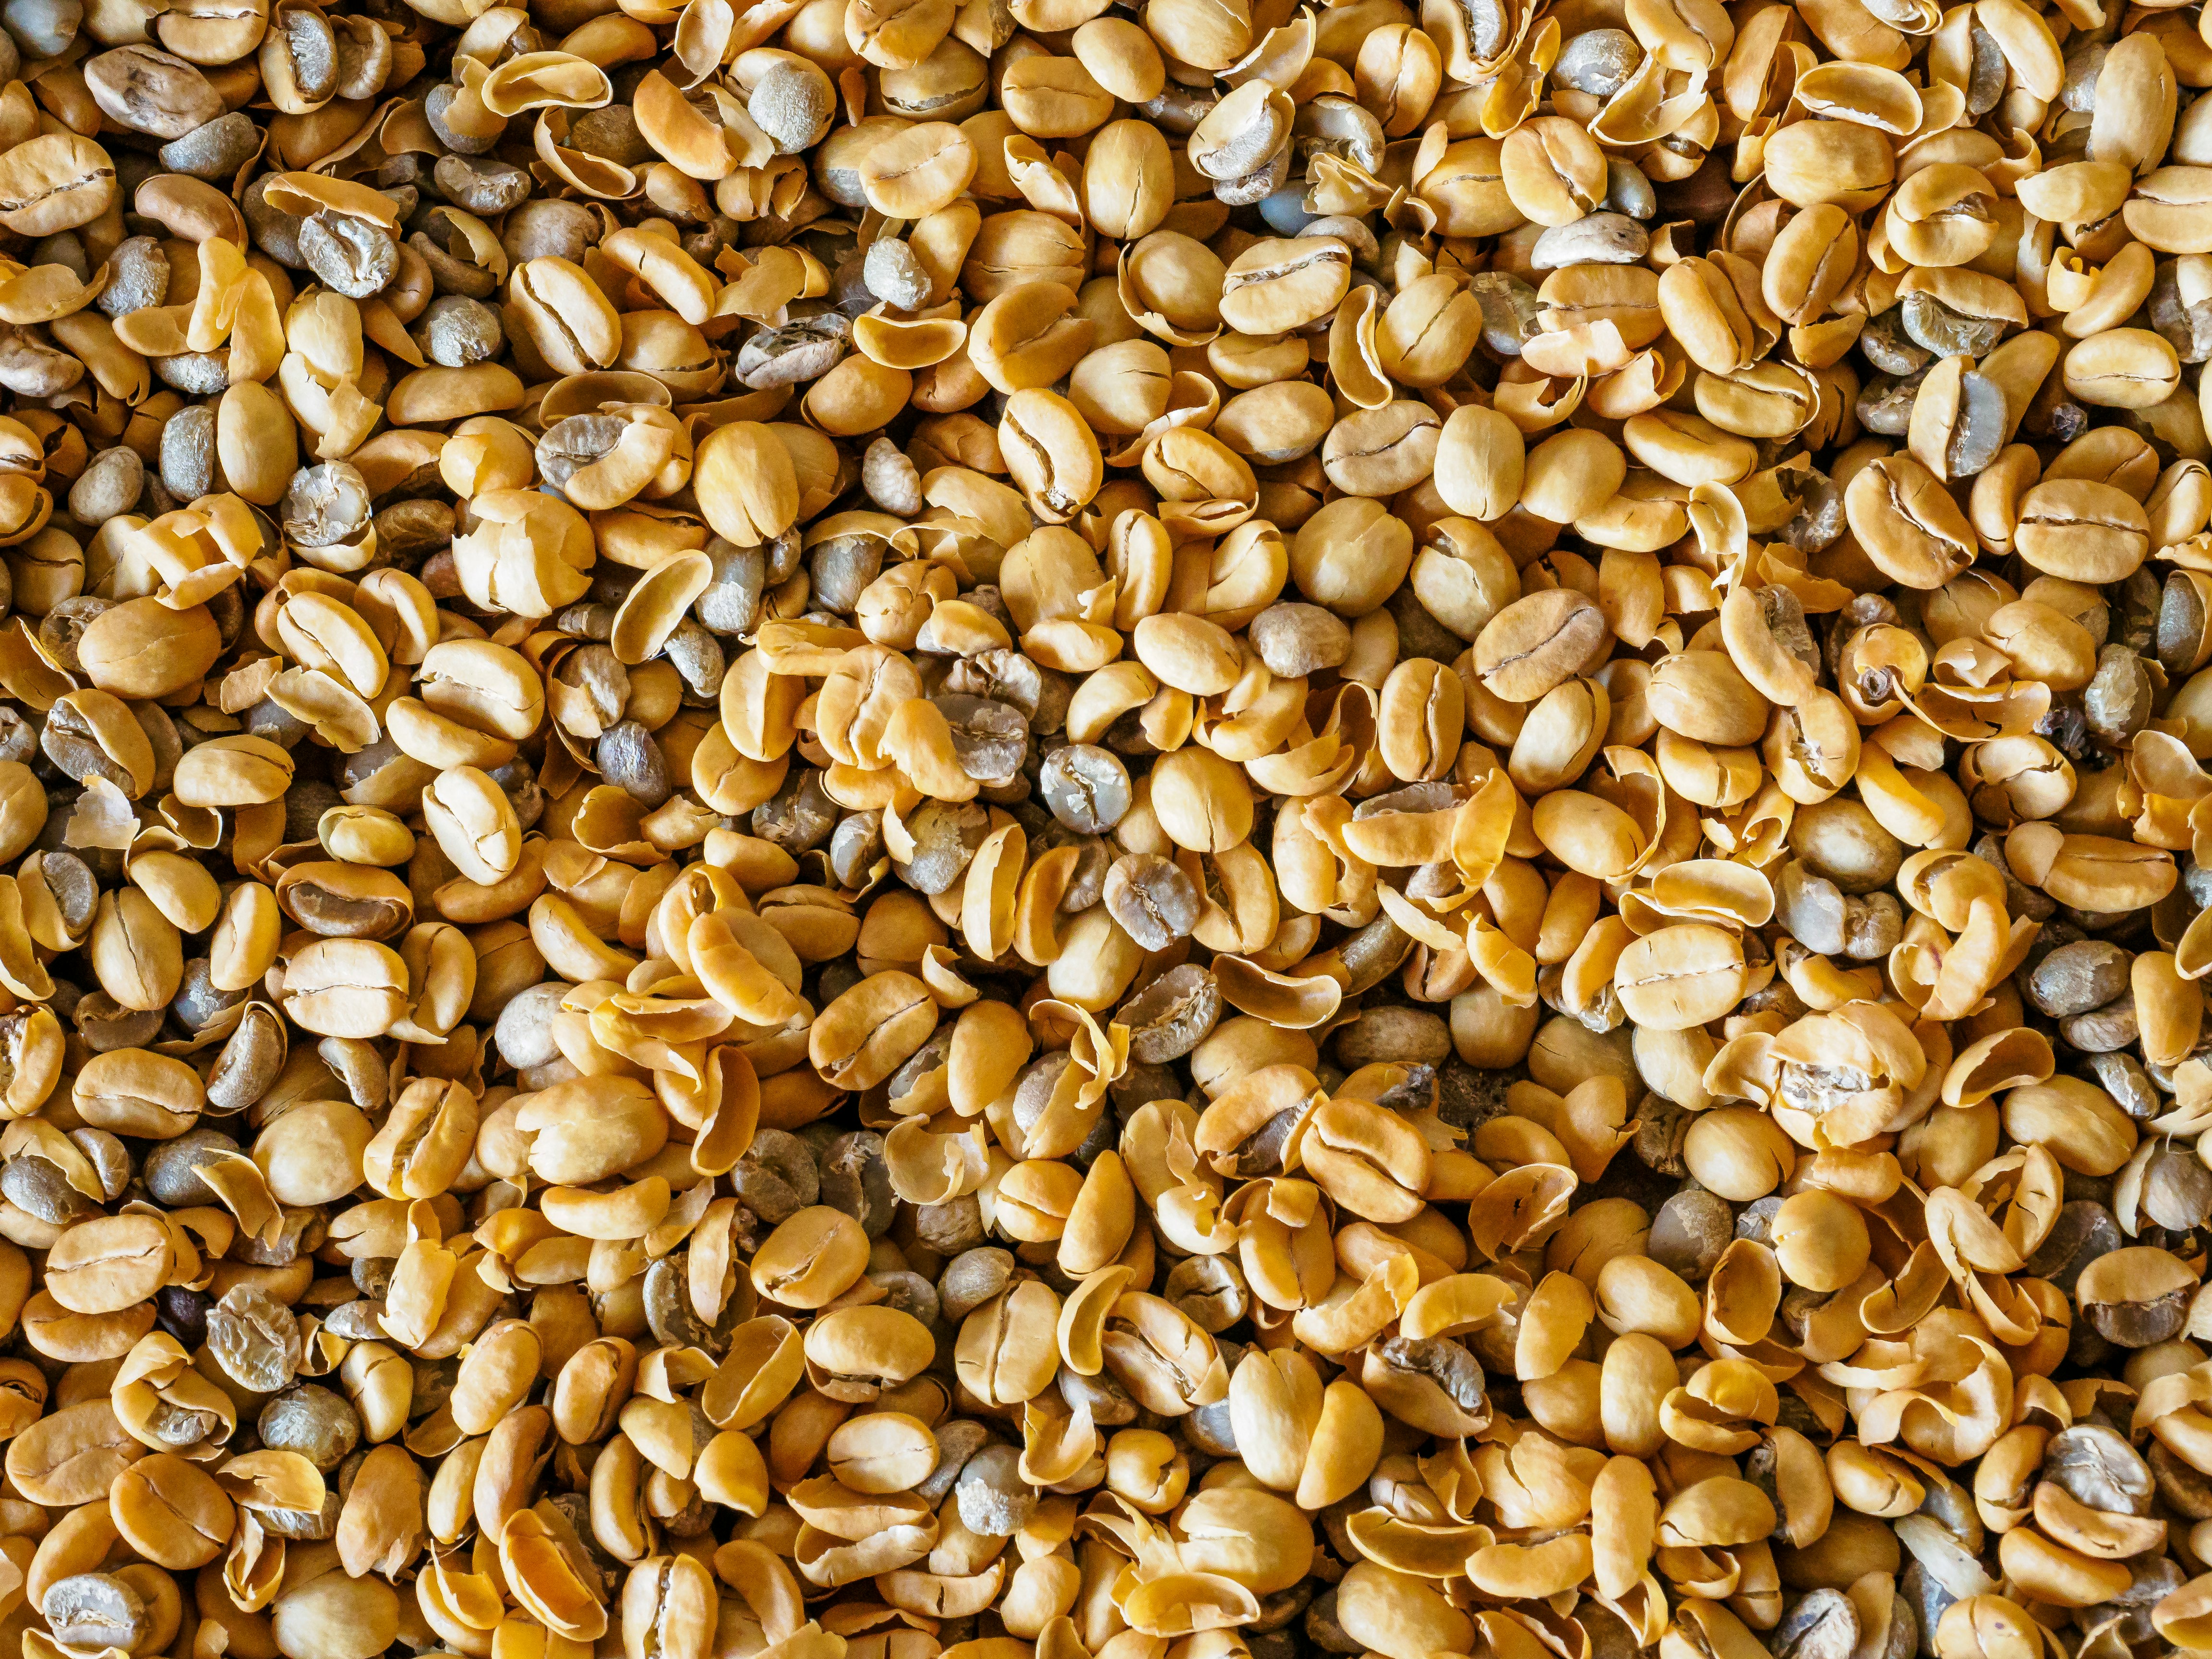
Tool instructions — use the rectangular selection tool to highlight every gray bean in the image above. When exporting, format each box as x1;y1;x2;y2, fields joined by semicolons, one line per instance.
1039;744;1131;833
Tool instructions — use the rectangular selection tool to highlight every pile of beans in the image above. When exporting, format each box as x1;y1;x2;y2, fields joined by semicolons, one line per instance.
0;0;2206;1658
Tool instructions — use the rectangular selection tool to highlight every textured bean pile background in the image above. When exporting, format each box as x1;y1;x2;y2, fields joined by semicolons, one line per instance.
0;1;2206;1659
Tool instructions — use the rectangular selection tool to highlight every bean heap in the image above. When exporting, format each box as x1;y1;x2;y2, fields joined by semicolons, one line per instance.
0;0;2209;1656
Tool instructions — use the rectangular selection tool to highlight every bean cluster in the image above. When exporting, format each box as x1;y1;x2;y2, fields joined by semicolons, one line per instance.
0;1;2203;1659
